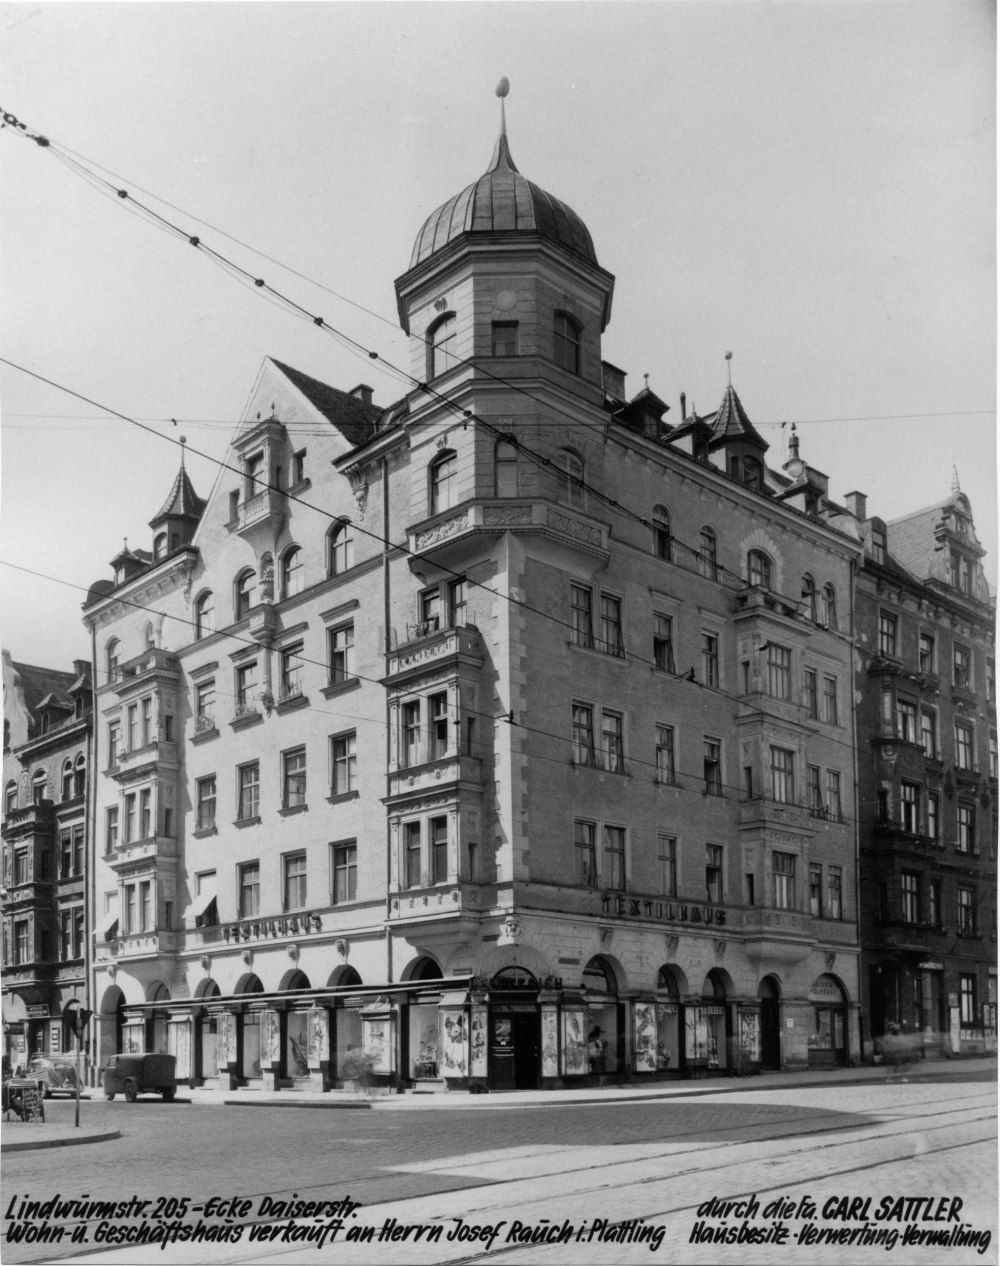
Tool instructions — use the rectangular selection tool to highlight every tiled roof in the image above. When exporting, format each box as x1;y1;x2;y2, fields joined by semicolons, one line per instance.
885;504;943;581
11;662;76;720
410;129;597;269
150;466;205;527
273;361;383;449
708;385;769;450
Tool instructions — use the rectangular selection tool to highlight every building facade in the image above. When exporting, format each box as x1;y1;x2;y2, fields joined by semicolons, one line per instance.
78;112;868;1093
2;651;93;1066
852;484;997;1058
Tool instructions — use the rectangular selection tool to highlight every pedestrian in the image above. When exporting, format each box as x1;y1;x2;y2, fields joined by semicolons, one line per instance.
588;1027;605;1076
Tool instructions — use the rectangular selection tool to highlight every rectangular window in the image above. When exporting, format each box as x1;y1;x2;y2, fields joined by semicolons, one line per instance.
822;675;839;725
990;732;999;780
280;643;303;699
706;843;724;904
653;613;675;672
328;623;355;685
139;788;152;839
957;887;975;935
927;791;940;843
767;644;791;700
570;584;594;649
123;793;136;844
447;578;467;628
879;612;898;657
701;631;719;687
237;762;260;821
106;806;119;853
107;721;120;769
127;703;138;751
804;668;818;718
60;910;72;960
430;816;448;884
331;732;357;795
139;879;152;932
195;681;215;728
282;748;307;809
235;662;257;710
429;692;449;761
655;724;675;785
954;722;974;769
196;776;216;830
658;834;677;897
404;822;422;888
331;842;357;904
987;658;996;703
604;825;626;891
953;644;971;689
574;820;597;886
124;884;137;936
807;765;823;816
572;702;596;767
809;864;822;918
901;781;920;833
238;862;260;919
901;872;920;923
601;709;624;773
72;910;85;958
60;831;73;879
492;321;518;357
928;879;941;926
401;701;421;768
921;709;937;758
245;451;264;497
704;738;722;795
14;920;30;965
897;699;917;742
141;696;153;746
419;587;441;629
599;594;624;657
773;851;796;909
283;852;307;911
959;975;977;1025
957;803;975;854
870;525;887;564
770;746;795;804
919;633;935;674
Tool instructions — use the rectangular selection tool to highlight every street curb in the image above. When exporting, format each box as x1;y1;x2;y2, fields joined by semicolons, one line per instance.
222;1097;373;1109
2;1128;121;1153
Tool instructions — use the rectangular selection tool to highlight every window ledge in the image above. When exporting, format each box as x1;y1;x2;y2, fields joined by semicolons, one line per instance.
192;826;218;839
326;790;360;806
230;710;263;731
287;478;311;496
566;640;627;663
321;678;361;699
278;804;309;817
191;725;220;745
275;694;310;715
233;816;262;829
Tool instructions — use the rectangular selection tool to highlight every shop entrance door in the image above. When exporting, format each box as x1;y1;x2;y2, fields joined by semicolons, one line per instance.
490;1010;539;1090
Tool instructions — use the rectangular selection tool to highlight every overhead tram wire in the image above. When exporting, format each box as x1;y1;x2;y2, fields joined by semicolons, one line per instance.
0;354;868;771
0;555;874;826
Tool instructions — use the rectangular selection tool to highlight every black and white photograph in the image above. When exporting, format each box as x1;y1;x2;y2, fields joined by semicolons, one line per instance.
1;2;996;1263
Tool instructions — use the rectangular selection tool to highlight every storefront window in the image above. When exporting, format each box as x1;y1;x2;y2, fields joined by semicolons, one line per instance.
285;1011;310;1078
241;1014;261;1079
409;1004;438;1079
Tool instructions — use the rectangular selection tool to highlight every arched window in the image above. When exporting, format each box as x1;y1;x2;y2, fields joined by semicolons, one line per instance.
328;522;354;576
143;621;156;651
699;527;719;581
801;574;818;622
152;532;167;561
234;569;256;621
555;449;584;510
194;591;214;640
31;770;47;805
823;583;837;630
495;439;519;497
429;451;457;516
747;549;772;589
652;505;672;561
74;753;86;798
282;547;304;598
61;759;74;801
553;312;581;375
106;639;120;682
428;313;457;380
4;780;17;818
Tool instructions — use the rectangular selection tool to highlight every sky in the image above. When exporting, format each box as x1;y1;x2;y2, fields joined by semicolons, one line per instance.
1;0;995;670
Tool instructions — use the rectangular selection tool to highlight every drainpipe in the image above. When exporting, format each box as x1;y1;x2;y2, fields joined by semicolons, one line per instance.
381;456;393;987
86;617;99;1086
848;553;863;1062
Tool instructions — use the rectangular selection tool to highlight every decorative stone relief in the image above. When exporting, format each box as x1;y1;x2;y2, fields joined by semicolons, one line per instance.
348;469;368;518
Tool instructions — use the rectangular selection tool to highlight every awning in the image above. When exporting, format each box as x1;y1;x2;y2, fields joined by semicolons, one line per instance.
94;909;119;941
183;889;217;924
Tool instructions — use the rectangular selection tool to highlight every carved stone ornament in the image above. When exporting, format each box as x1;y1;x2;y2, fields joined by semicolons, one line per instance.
666;935;680;953
599;926;614;947
714;940;726;958
287;943;300;963
199;955;210;973
348;469;368;518
825;952;836;971
334;938;349;959
108;963;117;982
502;914;522;942
241;949;254;968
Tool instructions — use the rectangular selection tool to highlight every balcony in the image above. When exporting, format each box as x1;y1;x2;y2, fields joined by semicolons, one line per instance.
739;796;816;833
3;881;56;913
2;801;55;842
871;918;948;952
110;739;178;780
229;701;263;730
236;488;287;552
387;753;484;804
740;907;813;968
1;961;58;989
112;648;179;697
406;500;610;570
106;833;178;873
386;625;484;682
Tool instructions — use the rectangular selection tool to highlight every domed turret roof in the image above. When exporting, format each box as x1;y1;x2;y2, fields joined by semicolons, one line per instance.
409;123;598;269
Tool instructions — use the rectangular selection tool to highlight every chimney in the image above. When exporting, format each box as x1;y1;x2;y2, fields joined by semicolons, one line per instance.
679;392;687;420
350;384;374;405
844;490;867;521
73;659;89;678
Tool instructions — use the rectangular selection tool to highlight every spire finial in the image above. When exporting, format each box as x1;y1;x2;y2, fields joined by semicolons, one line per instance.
496;76;510;138
644;373;650;389
951;462;961;494
788;421;799;461
179;435;187;469
725;350;733;386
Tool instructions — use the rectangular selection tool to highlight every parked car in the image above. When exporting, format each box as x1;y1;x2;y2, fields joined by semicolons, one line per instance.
26;1055;80;1099
102;1053;177;1102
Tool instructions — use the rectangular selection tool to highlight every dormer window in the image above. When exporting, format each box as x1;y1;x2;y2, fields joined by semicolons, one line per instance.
870;523;887;564
553;312;581;375
428;313;457;380
743;457;762;492
153;533;167;561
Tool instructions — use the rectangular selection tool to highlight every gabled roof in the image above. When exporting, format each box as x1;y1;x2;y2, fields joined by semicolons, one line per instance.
887;490;978;581
150;465;205;528
10;662;76;720
707;385;768;450
272;360;383;449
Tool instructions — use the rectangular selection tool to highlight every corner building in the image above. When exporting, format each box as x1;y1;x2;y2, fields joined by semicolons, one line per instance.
83;112;863;1091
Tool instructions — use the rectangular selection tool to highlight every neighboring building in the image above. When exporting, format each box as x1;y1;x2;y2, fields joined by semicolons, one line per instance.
851;481;997;1058
81;106;866;1092
2;650;92;1066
